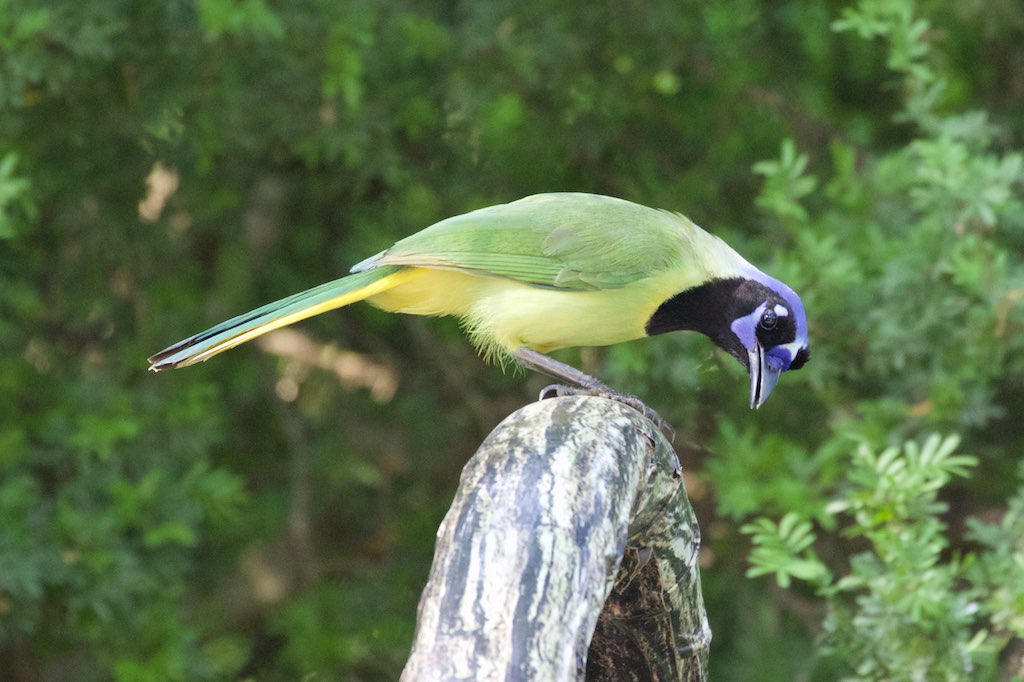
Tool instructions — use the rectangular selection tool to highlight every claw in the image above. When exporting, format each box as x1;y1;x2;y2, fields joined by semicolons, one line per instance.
539;384;570;401
516;348;674;441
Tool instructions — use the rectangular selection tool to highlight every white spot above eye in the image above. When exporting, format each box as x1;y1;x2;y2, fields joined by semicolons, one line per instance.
774;304;789;317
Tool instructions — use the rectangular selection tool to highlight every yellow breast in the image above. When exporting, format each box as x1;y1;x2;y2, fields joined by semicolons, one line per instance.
366;267;687;361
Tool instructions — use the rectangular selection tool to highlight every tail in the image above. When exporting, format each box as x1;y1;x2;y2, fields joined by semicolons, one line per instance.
148;265;412;371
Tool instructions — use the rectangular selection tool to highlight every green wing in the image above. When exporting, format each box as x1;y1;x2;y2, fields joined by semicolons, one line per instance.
356;193;694;291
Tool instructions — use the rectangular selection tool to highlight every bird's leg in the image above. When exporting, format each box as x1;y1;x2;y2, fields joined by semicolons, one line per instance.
514;347;674;439
514;347;611;393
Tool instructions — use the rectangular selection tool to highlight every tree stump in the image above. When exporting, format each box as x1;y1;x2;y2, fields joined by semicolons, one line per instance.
402;395;710;681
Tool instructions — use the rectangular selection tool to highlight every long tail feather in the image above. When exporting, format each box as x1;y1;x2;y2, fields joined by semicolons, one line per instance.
148;265;413;371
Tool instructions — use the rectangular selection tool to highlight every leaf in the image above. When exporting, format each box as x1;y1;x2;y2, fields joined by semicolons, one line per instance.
741;513;830;589
143;522;196;548
753;139;818;225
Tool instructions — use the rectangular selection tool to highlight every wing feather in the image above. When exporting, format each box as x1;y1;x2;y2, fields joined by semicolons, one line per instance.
358;193;693;291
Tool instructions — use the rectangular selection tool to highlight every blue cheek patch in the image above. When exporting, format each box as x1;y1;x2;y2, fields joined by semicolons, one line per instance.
730;302;767;351
765;346;792;371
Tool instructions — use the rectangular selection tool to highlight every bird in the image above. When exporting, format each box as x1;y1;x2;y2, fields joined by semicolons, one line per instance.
149;193;809;412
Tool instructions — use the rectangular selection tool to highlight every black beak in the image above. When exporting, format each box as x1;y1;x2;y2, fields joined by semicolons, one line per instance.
747;345;781;409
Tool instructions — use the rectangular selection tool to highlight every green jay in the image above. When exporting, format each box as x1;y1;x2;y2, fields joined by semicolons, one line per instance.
150;193;809;410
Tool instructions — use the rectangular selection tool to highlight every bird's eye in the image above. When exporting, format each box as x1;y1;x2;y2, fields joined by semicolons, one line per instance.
760;308;778;330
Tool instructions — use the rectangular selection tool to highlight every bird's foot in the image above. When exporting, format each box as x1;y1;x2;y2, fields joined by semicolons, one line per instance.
538;384;675;442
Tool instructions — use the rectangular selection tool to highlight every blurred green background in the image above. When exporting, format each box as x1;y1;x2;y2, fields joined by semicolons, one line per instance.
2;0;1023;680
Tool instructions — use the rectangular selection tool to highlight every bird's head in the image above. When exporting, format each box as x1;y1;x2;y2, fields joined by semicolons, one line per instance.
722;274;809;408
646;272;809;408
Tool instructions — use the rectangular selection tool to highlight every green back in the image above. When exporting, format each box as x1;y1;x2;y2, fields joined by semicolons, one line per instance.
364;193;695;290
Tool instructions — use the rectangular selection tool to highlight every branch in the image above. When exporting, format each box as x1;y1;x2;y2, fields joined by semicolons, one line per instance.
402;395;710;681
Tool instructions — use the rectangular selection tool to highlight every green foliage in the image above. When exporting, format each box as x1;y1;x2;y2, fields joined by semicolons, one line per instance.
742;435;996;679
0;151;32;238
964;465;1024;648
271;577;417;679
2;0;1023;679
705;419;839;522
710;0;1024;678
197;0;284;41
742;513;831;589
0;377;244;678
752;139;818;226
0;2;125;110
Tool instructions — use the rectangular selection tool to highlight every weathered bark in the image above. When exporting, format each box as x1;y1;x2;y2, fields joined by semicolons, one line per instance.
402;395;710;681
